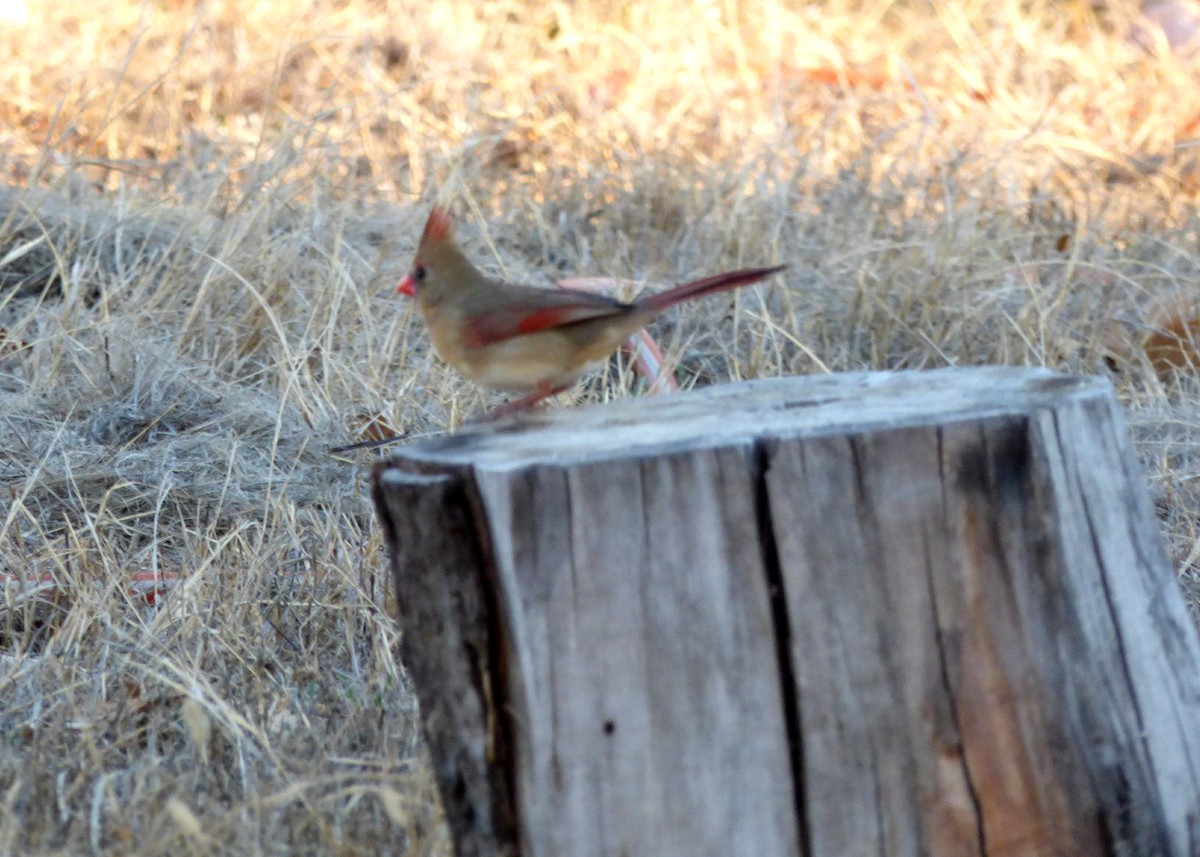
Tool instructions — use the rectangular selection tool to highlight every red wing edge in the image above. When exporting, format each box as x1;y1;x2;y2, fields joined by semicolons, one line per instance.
462;302;626;348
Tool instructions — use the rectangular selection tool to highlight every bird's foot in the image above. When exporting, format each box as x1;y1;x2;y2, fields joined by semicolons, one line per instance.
471;382;568;423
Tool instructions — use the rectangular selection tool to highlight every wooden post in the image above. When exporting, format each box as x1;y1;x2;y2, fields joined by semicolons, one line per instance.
371;367;1200;857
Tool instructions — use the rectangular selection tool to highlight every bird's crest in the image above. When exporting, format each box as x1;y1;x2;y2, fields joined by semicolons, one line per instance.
422;207;453;245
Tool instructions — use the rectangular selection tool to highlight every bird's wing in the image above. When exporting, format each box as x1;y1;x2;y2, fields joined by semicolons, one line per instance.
462;288;629;347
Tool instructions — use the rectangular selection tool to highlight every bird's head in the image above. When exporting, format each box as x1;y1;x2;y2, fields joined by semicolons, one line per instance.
398;207;479;301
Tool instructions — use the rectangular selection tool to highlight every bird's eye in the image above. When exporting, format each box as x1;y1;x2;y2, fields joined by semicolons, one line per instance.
412;265;427;283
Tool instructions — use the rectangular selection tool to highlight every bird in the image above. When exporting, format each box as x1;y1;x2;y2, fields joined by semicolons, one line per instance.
397;206;786;419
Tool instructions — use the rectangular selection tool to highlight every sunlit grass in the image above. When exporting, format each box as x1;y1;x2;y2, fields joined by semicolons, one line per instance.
0;0;1198;852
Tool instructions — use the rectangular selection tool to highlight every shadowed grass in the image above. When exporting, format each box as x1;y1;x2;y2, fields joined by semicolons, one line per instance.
1;0;1199;852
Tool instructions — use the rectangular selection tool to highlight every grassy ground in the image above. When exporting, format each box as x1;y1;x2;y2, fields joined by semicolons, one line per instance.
1;0;1198;853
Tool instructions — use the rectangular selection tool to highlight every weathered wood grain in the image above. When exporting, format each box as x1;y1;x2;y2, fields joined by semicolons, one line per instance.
469;447;799;857
372;368;1200;857
370;467;517;857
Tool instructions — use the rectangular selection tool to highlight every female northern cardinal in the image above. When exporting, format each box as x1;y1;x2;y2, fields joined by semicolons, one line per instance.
398;207;785;417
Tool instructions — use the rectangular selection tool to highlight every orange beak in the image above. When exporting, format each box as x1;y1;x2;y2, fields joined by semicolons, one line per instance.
397;274;416;296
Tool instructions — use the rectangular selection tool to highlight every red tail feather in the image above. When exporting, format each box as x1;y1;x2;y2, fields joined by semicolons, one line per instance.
639;264;785;312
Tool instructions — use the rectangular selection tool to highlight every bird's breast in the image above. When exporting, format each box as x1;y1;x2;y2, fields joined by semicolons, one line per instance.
457;332;597;391
422;301;647;392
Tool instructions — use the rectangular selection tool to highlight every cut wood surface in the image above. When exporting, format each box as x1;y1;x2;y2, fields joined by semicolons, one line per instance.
372;367;1200;857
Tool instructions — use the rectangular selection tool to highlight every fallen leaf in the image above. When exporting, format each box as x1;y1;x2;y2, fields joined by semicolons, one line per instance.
1144;293;1200;377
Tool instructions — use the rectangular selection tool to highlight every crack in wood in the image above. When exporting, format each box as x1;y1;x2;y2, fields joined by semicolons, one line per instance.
460;466;523;853
753;439;811;857
929;427;988;857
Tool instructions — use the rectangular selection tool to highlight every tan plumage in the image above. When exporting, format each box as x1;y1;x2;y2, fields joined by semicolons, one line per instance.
397;206;785;414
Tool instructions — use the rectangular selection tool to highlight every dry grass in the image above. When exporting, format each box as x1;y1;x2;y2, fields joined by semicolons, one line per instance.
1;0;1199;852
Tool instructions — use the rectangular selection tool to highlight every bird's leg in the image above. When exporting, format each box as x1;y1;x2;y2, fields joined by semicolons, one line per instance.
475;380;568;422
329;432;410;454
